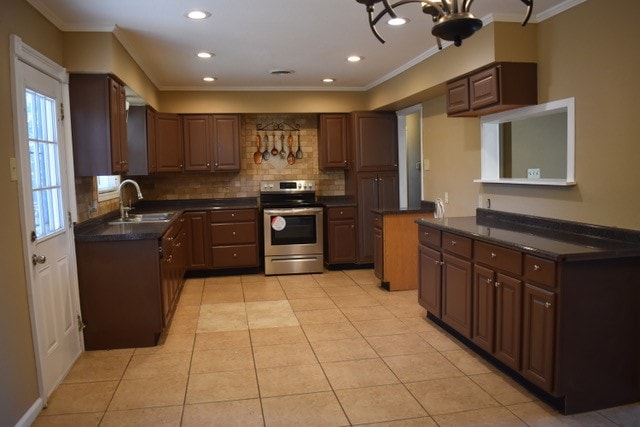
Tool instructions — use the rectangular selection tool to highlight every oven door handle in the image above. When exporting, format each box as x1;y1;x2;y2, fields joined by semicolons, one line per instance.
264;207;323;216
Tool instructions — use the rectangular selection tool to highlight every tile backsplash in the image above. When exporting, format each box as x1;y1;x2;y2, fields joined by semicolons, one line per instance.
75;113;345;223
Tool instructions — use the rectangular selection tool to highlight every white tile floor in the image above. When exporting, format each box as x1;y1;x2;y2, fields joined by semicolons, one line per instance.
34;269;640;426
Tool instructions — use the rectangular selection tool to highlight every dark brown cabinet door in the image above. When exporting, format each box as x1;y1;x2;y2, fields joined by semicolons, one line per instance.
319;114;348;169
351;112;398;172
418;245;442;317
373;225;383;279
495;273;522;370
109;78;128;173
69;74;128;176
146;108;157;173
155;113;183;172
356;173;378;263
182;115;211;171
184;211;209;270
472;264;495;353
522;283;556;392
442;253;473;338
377;171;399;211
469;66;499;110
327;218;356;264
446;78;470;115
211;115;240;171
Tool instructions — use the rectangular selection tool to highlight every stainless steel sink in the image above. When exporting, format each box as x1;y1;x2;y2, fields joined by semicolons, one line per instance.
107;212;176;225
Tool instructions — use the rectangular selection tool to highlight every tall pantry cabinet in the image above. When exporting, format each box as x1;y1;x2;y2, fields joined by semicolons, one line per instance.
345;111;399;264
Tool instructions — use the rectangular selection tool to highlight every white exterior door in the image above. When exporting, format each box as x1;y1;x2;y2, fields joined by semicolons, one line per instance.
11;36;82;402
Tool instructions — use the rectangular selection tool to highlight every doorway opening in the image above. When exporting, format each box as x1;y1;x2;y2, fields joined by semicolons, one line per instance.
397;105;423;209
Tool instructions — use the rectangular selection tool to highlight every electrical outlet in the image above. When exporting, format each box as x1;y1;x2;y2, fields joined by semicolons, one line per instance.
527;168;541;179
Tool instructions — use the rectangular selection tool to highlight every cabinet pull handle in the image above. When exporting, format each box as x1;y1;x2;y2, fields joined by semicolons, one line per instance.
533;264;540;271
494;281;501;288
545;302;552;308
491;252;497;259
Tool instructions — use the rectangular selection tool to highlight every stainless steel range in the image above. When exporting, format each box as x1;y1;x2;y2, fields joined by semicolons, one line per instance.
260;180;323;275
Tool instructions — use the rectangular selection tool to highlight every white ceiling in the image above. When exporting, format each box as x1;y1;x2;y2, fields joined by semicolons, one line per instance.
28;0;581;91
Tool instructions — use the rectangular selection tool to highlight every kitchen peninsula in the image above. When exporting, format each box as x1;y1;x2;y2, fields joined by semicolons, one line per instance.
416;209;640;414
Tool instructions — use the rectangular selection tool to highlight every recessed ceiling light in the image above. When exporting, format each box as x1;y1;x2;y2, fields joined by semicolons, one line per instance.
197;52;214;58
186;10;211;20
388;17;408;26
322;78;335;83
203;76;216;82
347;55;363;63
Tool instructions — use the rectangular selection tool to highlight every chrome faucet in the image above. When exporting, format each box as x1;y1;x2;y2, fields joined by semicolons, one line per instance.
118;179;143;219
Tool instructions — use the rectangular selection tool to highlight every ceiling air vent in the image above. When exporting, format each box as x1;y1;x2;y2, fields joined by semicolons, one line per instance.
270;69;294;75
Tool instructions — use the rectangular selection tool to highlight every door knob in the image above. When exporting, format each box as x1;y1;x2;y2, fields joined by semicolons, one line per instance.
32;254;46;266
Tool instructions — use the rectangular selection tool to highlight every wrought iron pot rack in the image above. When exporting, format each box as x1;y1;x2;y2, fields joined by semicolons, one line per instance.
254;122;303;165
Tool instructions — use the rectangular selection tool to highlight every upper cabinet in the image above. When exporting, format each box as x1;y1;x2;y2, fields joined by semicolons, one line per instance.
126;106;156;175
319;114;349;169
182;114;240;172
155;113;184;173
69;74;128;176
350;111;398;172
446;62;537;117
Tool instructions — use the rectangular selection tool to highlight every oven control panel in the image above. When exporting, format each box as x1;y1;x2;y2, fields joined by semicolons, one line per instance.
261;180;315;193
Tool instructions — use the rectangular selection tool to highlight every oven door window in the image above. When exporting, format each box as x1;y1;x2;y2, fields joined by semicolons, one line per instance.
269;214;317;245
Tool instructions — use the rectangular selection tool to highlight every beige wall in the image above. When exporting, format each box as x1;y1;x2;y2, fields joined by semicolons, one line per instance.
0;2;64;425
479;1;640;229
63;32;160;109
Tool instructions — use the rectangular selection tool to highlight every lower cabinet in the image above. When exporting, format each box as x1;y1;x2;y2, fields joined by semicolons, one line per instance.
441;253;473;337
418;244;442;317
325;207;357;264
184;211;209;270
521;283;556;391
76;221;187;350
160;217;187;326
209;209;259;269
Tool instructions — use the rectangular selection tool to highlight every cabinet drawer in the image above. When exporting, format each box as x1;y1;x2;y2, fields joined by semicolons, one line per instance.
211;245;258;268
210;222;256;245
419;225;441;247
327;206;355;220
210;209;256;223
475;241;522;276
524;255;556;288
442;232;472;258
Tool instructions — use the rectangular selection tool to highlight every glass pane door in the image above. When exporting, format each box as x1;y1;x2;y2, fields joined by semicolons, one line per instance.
25;89;63;239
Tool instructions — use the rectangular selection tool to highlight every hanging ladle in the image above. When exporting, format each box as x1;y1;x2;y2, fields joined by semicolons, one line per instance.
271;132;278;156
296;132;303;159
287;134;295;165
262;132;270;160
279;132;287;159
254;133;263;164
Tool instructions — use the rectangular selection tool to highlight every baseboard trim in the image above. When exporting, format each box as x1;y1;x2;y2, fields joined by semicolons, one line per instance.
15;397;43;427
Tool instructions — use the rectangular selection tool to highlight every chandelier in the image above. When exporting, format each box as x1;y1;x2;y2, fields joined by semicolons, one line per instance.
356;0;534;49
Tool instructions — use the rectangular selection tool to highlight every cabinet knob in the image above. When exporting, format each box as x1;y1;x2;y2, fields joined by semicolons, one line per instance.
232;231;236;236
486;278;493;284
351;225;355;228
491;252;497;259
233;253;237;258
494;281;501;288
450;240;457;246
206;163;210;167
424;232;429;236
340;211;343;215
215;162;218;167
440;261;444;266
533;264;540;271
544;302;552;308
231;213;235;217
344;160;347;164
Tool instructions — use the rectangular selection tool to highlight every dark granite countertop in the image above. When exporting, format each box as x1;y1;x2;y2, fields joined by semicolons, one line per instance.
318;196;356;208
74;197;259;242
372;201;436;216
415;210;640;261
